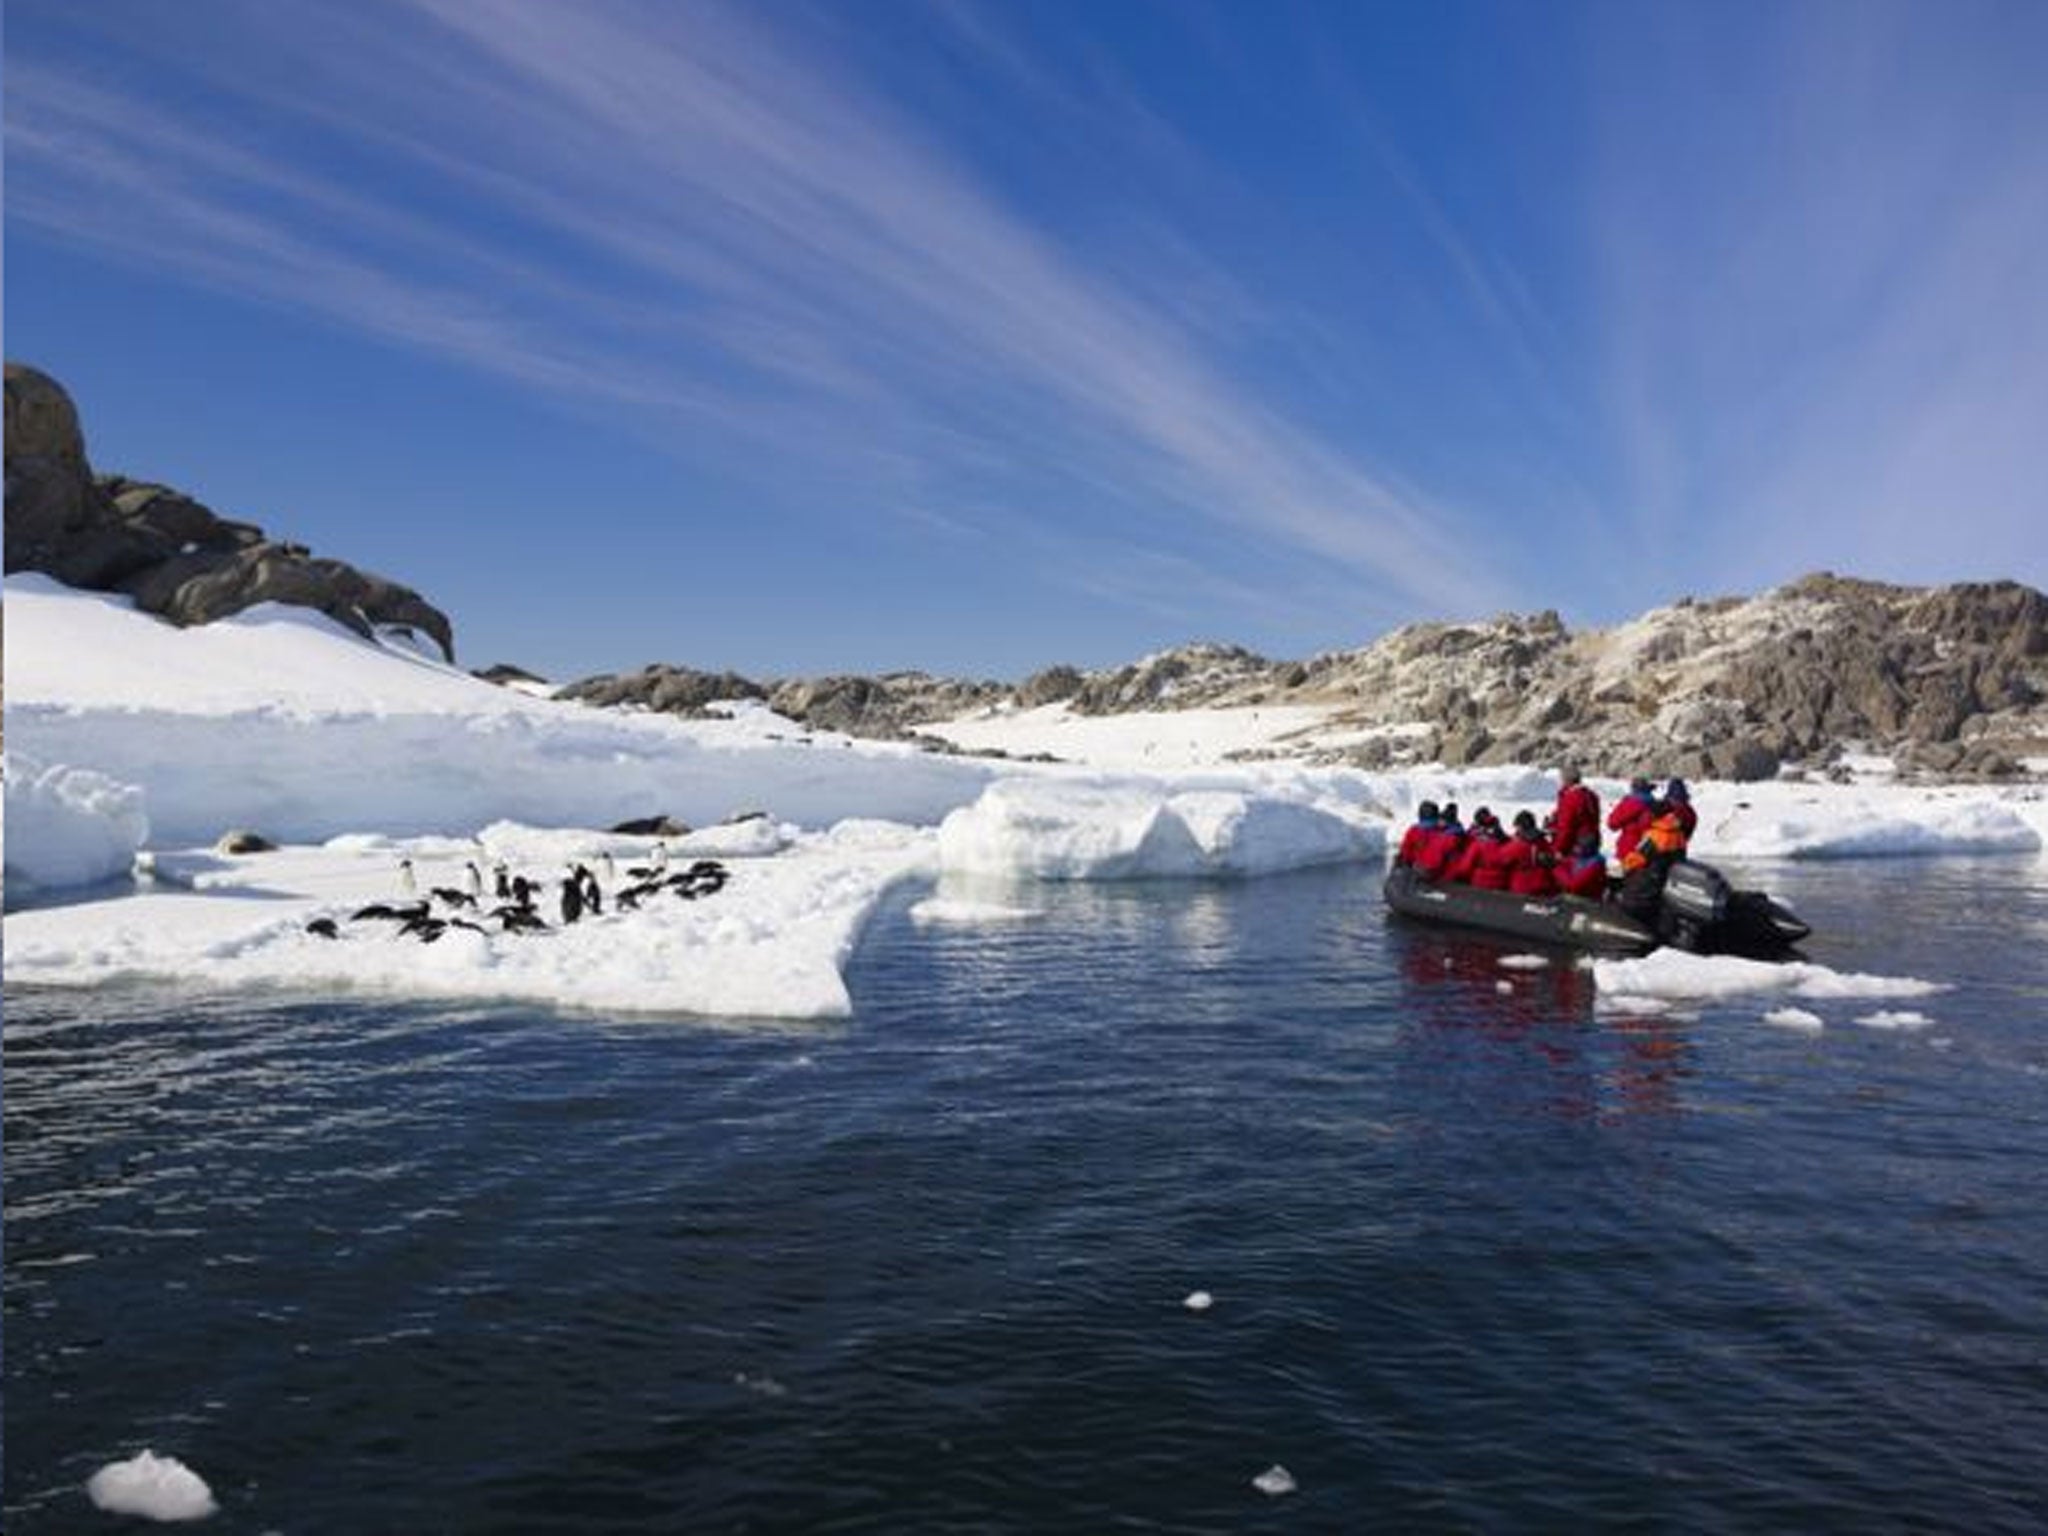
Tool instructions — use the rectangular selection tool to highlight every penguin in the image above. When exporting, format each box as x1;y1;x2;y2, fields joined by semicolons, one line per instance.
599;851;616;884
353;901;428;923
494;862;512;901
511;875;535;909
501;907;549;934
431;886;476;909
465;860;483;900
560;873;585;925
398;857;417;896
653;840;669;871
307;917;340;939
398;910;447;942
575;863;603;916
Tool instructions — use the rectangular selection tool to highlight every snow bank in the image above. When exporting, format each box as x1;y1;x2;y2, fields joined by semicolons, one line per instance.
1710;797;2039;859
5;575;997;848
3;753;149;892
1593;949;1947;1003
936;778;1380;880
86;1450;217;1521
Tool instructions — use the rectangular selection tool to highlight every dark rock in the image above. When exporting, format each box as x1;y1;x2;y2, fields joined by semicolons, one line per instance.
474;662;551;689
610;815;692;837
215;829;279;854
5;362;457;661
1017;665;1084;708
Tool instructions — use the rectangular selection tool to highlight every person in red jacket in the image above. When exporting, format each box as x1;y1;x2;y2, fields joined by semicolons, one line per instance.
1415;802;1466;879
1449;810;1515;887
1551;766;1601;862
1608;775;1657;860
1396;801;1441;867
1503;810;1559;895
1554;831;1608;900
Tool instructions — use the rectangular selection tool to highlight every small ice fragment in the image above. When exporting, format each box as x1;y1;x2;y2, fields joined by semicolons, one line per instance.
1498;953;1550;970
86;1449;218;1521
1764;1006;1825;1032
1252;1463;1297;1496
1855;1009;1932;1030
1495;980;1514;994
1183;1290;1214;1312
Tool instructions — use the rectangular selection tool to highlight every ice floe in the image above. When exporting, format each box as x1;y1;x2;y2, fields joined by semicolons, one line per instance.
936;778;1378;880
1593;949;1947;1003
85;1450;216;1522
1763;1006;1827;1031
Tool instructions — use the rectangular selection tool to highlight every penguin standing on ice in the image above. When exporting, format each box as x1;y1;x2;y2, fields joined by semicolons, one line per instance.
465;861;483;901
494;862;512;901
576;862;603;916
599;851;616;885
560;871;585;925
398;857;417;896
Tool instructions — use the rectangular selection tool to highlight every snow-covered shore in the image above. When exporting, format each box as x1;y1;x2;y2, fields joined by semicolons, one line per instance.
6;574;2043;1018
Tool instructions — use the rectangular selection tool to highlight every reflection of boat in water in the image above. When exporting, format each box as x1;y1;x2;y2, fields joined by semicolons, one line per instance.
1383;859;1810;959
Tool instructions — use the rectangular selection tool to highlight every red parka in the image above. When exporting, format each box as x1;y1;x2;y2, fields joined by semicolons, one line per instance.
1552;783;1602;861
1555;852;1608;900
1504;834;1558;896
1607;790;1656;860
1415;825;1466;879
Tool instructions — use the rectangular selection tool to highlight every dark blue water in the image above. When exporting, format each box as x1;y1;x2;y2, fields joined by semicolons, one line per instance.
7;860;2048;1532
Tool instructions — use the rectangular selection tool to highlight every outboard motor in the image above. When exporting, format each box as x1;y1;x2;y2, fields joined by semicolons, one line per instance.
1659;859;1731;950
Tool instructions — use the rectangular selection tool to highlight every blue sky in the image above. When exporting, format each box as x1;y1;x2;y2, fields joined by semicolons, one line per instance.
7;1;2045;681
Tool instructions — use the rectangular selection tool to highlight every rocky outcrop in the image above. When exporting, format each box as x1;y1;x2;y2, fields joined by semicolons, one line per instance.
559;663;1004;739
5;363;455;661
559;665;768;716
562;577;2047;780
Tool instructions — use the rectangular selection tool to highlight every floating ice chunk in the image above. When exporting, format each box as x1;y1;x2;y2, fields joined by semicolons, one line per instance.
936;778;1375;881
1856;1009;1934;1030
1498;953;1550;970
1494;980;1515;994
1764;1006;1825;1031
86;1450;217;1521
1183;1290;1214;1313
1252;1464;1298;1496
1593;949;1944;1003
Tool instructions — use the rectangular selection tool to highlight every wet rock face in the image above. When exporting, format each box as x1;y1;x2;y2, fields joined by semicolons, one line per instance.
4;362;456;662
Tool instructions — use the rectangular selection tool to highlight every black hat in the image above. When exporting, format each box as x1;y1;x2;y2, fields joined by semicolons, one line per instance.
1418;799;1440;821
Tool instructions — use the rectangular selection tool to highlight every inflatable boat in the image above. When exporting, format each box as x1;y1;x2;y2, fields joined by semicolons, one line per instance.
1383;859;1810;958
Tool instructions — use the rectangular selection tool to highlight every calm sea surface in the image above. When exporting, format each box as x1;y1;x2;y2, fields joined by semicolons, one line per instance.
7;859;2047;1532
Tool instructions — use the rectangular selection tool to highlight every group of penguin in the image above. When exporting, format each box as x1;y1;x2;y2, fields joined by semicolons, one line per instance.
305;844;731;945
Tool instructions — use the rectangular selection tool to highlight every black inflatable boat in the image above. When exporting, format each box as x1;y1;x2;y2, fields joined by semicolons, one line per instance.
1383;859;1810;958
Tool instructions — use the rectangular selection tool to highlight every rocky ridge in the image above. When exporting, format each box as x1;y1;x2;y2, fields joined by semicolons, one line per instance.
560;578;2047;780
4;362;454;662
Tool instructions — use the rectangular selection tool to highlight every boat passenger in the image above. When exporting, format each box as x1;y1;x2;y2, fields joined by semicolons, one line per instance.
1448;809;1514;888
1504;810;1559;896
1555;832;1608;900
1607;775;1657;860
1396;801;1441;867
1551;766;1602;860
1619;799;1691;875
1663;777;1698;838
1415;802;1467;879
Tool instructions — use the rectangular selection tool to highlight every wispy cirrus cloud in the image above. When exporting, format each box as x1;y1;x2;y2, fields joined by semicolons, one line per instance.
6;0;1508;635
1587;2;2048;598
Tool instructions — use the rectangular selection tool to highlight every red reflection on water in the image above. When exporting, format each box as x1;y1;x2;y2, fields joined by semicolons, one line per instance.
1392;925;1692;1121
